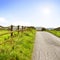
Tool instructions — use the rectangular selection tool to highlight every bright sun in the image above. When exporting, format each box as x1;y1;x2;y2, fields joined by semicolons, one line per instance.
43;8;50;15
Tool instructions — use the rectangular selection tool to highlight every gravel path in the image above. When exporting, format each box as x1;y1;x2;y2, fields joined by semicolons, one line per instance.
32;31;60;60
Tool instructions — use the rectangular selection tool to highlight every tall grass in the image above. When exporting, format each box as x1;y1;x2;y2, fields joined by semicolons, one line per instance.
47;30;60;37
0;28;36;60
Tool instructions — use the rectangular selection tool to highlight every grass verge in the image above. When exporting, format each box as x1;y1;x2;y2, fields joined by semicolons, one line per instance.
0;28;36;60
47;30;60;37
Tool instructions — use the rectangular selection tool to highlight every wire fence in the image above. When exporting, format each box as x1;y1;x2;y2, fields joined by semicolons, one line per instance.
0;25;29;45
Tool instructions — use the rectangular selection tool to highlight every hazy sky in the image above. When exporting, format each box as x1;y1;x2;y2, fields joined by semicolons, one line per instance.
0;0;60;28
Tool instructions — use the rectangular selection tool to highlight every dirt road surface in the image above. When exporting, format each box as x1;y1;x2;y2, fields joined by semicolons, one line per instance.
32;31;60;60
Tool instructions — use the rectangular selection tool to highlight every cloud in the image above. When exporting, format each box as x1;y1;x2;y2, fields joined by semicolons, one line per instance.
0;17;6;23
12;20;32;26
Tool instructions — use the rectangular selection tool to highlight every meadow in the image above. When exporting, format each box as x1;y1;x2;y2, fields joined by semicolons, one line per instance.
0;28;36;60
47;30;60;37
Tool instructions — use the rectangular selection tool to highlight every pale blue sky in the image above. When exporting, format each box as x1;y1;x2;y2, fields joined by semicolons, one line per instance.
0;0;60;28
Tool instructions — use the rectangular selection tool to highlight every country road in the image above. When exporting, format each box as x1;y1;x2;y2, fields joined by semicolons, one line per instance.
32;31;60;60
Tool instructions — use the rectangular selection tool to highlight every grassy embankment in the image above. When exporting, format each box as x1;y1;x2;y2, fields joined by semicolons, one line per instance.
0;28;36;60
47;30;60;37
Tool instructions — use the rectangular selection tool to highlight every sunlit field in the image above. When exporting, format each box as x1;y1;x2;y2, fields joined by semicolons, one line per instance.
47;30;60;37
0;28;36;60
0;30;9;34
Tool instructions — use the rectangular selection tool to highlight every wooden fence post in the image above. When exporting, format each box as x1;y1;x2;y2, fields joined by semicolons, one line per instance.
11;25;13;37
22;26;24;33
21;26;24;37
17;25;19;34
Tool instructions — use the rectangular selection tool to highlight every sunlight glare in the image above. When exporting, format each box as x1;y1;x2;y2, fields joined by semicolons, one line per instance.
43;8;51;15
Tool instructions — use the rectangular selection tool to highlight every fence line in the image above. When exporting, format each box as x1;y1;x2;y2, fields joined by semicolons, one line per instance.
0;25;35;45
0;25;25;37
0;25;27;45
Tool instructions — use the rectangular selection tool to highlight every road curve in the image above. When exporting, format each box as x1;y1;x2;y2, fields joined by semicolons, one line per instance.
32;31;60;60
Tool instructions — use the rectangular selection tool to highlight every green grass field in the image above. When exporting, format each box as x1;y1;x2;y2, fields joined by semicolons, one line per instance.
47;30;60;37
0;30;9;34
0;28;36;60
